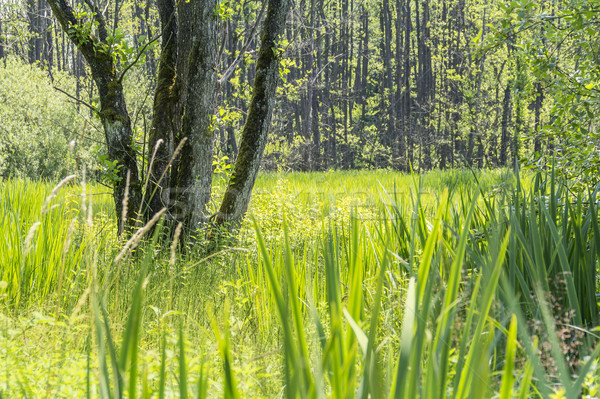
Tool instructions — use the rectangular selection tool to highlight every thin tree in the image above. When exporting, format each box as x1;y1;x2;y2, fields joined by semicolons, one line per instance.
214;0;290;228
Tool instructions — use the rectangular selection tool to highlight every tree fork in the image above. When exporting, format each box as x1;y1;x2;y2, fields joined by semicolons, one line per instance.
170;0;219;231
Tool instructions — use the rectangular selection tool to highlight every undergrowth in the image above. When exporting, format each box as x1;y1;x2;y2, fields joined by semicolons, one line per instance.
1;168;599;398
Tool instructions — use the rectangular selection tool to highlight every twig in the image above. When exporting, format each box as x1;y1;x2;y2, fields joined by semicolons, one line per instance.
118;31;163;82
82;0;108;42
218;0;268;87
54;86;98;113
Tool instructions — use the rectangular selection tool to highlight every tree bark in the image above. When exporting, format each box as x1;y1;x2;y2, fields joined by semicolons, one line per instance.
43;2;54;71
0;18;5;60
415;0;434;170
499;83;512;167
309;0;321;171
533;82;544;158
170;0;219;229
145;0;178;222
215;0;290;228
47;0;142;234
400;0;413;169
28;0;40;63
381;0;395;165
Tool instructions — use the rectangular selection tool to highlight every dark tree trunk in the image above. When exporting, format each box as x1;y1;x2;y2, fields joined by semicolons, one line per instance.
226;126;238;160
311;89;321;170
499;83;512;167
113;0;121;34
533;82;544;157
469;5;486;168
54;21;61;70
145;0;178;222
394;0;407;168
0;19;5;59
381;0;396;166
48;0;142;234
43;3;54;71
512;57;525;168
341;0;350;167
402;0;413;168
170;0;219;229
144;0;156;77
308;0;320;170
361;6;369;122
215;0;290;228
28;0;39;63
415;0;434;170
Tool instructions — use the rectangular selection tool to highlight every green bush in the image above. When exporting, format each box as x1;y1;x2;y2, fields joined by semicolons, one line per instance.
0;57;99;180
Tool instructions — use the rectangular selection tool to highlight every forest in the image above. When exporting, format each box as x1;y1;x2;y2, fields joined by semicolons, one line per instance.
1;0;600;397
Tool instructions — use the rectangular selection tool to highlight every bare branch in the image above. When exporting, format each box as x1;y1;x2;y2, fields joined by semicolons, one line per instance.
118;31;163;82
218;0;268;87
53;86;98;113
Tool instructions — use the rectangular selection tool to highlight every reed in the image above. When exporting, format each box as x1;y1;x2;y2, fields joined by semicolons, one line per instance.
1;168;599;397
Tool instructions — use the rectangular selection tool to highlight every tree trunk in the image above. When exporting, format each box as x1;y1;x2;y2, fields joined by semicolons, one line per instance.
43;2;54;71
394;0;406;168
144;0;156;77
226;126;238;160
381;0;395;166
499;83;512;167
145;0;178;222
415;0;434;170
28;0;39;63
0;18;5;60
361;6;369;123
170;0;219;229
401;0;413;169
47;0;142;234
512;57;525;169
308;0;319;170
533;82;544;158
215;0;290;228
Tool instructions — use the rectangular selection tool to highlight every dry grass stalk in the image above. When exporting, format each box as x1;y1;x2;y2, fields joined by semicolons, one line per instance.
170;222;183;267
114;207;167;265
23;222;41;256
121;169;131;234
41;174;78;215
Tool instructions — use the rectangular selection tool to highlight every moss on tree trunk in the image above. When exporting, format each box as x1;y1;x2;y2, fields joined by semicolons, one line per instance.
215;0;290;229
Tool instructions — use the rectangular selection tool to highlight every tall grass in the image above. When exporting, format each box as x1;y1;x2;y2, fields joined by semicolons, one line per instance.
246;170;600;397
0;178;113;309
1;168;599;397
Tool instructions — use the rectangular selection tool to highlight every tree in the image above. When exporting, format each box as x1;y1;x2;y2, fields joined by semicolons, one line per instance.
143;0;220;231
47;0;289;237
0;16;4;60
214;0;290;228
47;0;143;234
499;0;600;184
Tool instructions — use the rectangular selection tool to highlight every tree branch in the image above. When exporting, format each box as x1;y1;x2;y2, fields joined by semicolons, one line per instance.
118;31;163;82
53;86;98;113
47;0;101;65
217;0;268;87
82;0;108;42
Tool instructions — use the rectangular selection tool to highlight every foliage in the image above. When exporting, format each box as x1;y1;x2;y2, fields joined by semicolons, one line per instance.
498;0;600;186
0;177;114;308
4;0;594;175
0;57;100;180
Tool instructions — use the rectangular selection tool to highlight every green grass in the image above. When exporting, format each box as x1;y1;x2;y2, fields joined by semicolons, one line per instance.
1;168;599;398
